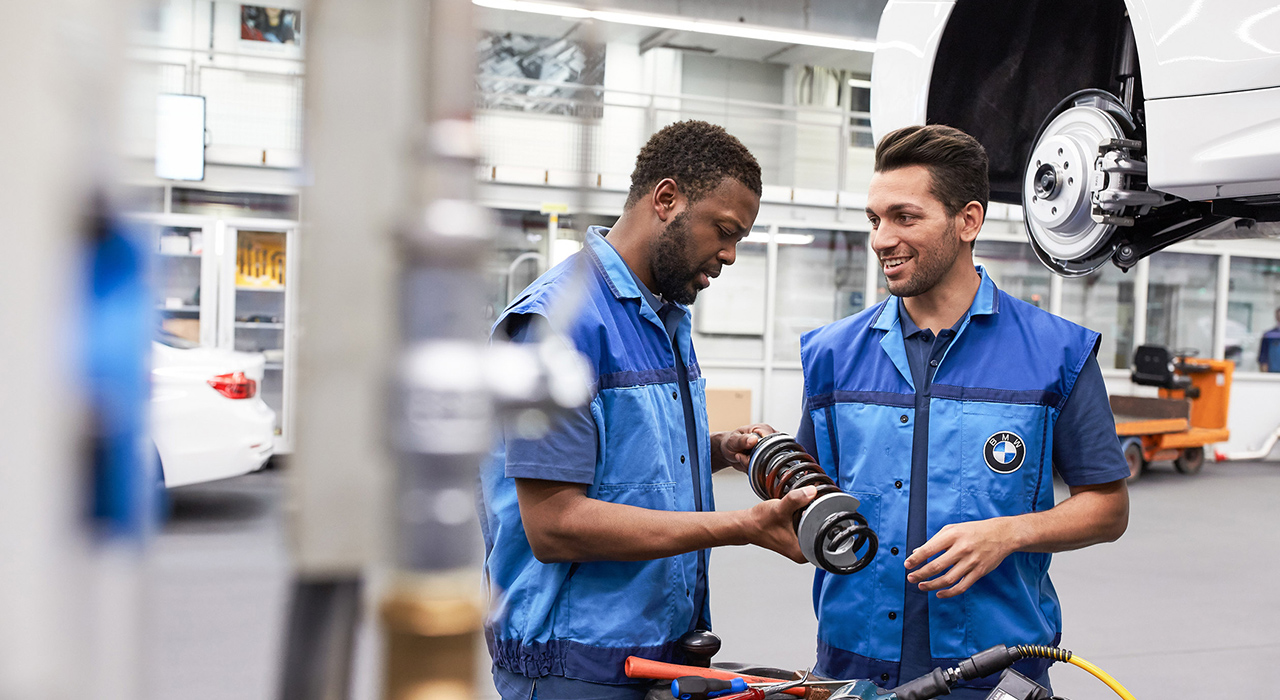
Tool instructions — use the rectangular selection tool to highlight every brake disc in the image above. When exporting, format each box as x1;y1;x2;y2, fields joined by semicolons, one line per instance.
1022;90;1136;276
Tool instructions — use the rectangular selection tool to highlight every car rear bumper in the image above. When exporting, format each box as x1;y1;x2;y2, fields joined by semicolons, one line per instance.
157;398;276;488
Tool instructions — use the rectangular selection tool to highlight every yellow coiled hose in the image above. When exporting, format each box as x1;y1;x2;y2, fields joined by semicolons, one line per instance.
1067;654;1137;700
1009;645;1135;700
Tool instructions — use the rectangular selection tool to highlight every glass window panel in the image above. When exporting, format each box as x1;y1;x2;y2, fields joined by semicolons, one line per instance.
772;228;869;361
973;240;1051;309
484;209;556;325
692;225;767;361
1226;256;1280;372
1061;265;1135;370
1145;252;1217;360
152;224;205;344
232;229;290;436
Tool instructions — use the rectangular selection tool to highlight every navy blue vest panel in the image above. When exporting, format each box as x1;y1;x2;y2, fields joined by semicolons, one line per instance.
800;269;1099;692
480;231;714;685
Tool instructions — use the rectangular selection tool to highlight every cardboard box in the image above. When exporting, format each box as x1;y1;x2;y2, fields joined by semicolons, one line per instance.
162;318;200;343
706;387;752;433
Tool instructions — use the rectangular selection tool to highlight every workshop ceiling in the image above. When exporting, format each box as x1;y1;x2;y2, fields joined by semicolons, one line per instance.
475;0;885;73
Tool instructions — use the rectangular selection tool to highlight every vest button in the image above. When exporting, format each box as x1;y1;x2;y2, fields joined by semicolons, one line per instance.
672;391;678;399
891;547;899;555
899;415;908;423
929;359;939;367
680;455;686;463
888;612;897;620
881;674;890;682
894;480;902;489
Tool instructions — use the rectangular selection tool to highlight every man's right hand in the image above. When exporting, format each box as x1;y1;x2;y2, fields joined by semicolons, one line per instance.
740;485;818;563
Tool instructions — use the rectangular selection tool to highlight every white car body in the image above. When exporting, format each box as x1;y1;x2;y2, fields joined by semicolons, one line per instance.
151;339;275;488
872;0;1280;273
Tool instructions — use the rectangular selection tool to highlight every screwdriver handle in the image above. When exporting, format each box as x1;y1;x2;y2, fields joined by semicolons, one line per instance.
624;657;808;698
671;676;747;700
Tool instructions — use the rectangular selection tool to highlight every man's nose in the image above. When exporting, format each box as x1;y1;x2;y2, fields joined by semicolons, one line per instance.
871;226;896;254
719;244;736;266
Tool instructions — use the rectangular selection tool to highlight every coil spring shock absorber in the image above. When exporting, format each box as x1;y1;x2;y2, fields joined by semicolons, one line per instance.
746;433;878;574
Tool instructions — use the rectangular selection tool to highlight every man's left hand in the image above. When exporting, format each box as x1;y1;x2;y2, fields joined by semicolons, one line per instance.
904;518;1016;599
712;423;776;472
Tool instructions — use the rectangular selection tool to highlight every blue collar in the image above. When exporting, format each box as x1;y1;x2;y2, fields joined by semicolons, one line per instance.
872;265;999;332
583;226;688;318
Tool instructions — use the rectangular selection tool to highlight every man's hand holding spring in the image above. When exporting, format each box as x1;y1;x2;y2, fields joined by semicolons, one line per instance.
712;423;777;472
741;485;817;563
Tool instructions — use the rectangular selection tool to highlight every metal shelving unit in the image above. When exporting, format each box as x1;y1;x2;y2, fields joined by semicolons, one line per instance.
129;209;300;454
218;221;299;453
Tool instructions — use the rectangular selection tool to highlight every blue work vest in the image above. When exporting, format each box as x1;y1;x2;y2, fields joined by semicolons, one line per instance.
800;270;1099;686
480;230;714;685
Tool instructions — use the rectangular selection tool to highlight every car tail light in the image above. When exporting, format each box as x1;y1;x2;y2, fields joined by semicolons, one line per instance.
208;372;256;399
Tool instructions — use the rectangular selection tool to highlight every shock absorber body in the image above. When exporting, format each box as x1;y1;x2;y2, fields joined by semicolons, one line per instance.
746;433;878;574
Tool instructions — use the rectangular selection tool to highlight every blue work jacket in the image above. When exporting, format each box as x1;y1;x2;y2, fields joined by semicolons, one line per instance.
480;230;714;685
800;269;1099;687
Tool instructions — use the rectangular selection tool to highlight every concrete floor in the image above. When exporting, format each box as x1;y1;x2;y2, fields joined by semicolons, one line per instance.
146;458;1280;700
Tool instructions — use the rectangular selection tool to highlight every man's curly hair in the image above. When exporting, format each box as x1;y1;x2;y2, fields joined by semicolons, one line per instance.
625;121;762;209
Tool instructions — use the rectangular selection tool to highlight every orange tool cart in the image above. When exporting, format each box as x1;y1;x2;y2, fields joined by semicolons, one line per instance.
1110;345;1232;482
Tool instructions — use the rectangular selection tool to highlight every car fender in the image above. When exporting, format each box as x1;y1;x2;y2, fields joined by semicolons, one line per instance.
1127;0;1280;100
870;0;956;144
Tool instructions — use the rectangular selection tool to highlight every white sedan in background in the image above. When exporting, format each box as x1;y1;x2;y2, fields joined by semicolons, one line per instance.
152;331;275;488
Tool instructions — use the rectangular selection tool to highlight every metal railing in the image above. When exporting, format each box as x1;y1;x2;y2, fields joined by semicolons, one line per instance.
474;74;873;195
124;56;874;194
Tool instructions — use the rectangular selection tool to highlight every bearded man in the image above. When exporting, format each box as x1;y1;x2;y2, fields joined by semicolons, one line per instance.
479;121;817;700
795;125;1130;698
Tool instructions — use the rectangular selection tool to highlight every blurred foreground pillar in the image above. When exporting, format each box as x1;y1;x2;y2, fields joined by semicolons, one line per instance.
0;1;133;699
285;0;422;697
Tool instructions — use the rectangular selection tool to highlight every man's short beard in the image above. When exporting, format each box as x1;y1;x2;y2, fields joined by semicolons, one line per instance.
886;218;962;298
650;210;700;305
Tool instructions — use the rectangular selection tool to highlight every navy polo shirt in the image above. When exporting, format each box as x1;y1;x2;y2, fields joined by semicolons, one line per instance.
896;305;963;685
797;299;1128;696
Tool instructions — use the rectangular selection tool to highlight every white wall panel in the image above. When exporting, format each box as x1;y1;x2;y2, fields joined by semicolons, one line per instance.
764;368;806;435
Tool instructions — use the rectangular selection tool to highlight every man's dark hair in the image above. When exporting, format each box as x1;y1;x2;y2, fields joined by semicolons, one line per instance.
875;124;989;218
625;121;762;209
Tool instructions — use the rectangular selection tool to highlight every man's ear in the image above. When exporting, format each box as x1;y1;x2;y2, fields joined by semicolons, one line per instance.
651;178;682;222
957;201;984;244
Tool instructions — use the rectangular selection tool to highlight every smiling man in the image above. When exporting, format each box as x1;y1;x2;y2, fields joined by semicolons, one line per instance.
479;121;817;700
795;125;1130;698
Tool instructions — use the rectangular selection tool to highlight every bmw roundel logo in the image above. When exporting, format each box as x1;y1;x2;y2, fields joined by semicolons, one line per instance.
984;431;1026;474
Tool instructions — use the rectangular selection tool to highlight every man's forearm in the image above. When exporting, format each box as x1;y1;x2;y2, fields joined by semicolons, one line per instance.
1004;481;1129;554
529;496;752;562
906;480;1129;596
516;476;814;564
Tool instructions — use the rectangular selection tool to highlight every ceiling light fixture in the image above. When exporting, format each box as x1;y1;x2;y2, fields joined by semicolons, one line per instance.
473;0;877;53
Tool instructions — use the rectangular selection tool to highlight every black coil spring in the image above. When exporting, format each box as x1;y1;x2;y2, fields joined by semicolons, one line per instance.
748;435;841;502
1012;645;1073;663
749;434;878;574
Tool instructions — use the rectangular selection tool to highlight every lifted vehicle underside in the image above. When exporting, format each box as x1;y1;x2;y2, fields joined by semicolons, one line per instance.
925;0;1280;276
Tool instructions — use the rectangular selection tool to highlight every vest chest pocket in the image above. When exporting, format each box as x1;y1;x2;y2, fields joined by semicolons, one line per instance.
956;401;1050;516
597;384;684;491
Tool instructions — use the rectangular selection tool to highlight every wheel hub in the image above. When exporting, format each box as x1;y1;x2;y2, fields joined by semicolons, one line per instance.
1023;104;1125;262
1032;163;1058;199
